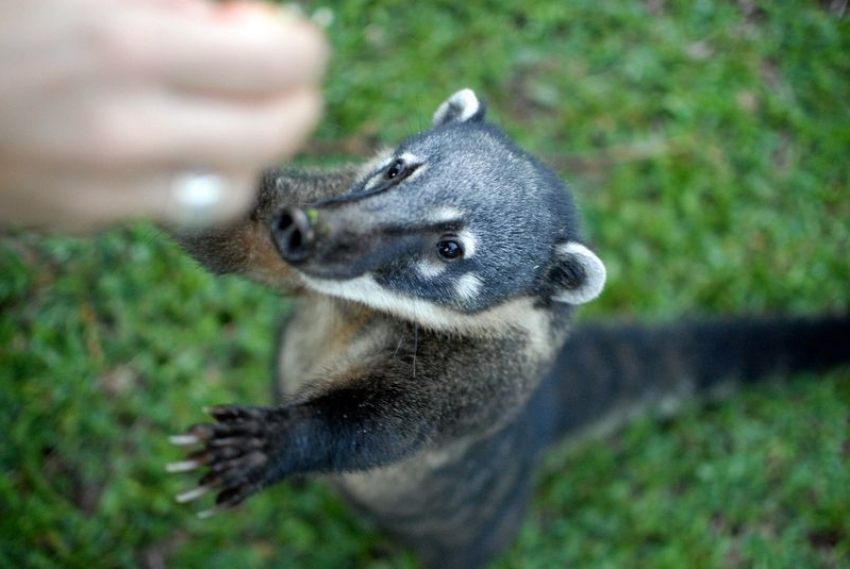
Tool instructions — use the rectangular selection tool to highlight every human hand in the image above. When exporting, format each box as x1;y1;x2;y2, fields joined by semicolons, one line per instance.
0;0;328;232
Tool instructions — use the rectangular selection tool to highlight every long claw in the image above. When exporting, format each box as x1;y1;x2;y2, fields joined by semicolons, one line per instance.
196;488;248;519
169;434;201;446
175;484;215;504
197;504;227;519
165;459;203;473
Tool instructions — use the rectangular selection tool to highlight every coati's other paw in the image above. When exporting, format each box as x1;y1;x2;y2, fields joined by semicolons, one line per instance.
167;405;282;518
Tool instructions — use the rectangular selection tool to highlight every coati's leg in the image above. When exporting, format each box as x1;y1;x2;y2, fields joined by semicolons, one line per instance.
169;325;549;525
170;363;434;513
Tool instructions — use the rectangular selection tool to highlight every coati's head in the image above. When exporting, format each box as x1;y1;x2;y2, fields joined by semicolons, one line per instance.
272;89;605;331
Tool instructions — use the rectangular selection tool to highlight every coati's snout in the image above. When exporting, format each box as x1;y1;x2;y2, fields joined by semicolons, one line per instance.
270;202;423;281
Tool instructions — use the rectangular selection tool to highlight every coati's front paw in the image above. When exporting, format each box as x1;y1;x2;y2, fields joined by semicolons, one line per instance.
167;405;285;518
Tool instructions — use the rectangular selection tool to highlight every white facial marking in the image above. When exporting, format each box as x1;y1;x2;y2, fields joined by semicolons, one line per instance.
551;242;607;305
417;259;447;278
299;273;544;337
456;229;478;259
363;156;394;191
301;274;444;327
363;152;424;191
429;206;464;224
398;152;420;165
454;273;483;302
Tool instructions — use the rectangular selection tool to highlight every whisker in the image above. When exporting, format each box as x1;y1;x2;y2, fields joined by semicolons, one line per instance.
413;320;419;379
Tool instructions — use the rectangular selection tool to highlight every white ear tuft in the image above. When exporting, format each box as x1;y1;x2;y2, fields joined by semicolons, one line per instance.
432;88;485;127
550;242;606;305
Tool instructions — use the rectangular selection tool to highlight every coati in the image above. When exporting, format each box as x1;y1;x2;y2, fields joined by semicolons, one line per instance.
169;89;850;568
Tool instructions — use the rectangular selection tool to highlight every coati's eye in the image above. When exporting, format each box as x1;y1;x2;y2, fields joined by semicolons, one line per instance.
385;159;405;180
437;239;464;261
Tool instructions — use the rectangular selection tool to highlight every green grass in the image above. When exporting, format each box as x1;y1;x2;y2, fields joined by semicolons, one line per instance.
2;0;849;567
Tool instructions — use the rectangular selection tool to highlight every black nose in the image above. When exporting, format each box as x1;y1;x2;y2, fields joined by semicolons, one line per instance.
272;206;316;264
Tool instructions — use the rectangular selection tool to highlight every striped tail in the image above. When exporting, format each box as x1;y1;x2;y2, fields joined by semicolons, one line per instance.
548;315;850;441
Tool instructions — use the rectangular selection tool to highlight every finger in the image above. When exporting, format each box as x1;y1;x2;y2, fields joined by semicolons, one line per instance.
3;167;259;232
85;88;322;171
110;4;329;96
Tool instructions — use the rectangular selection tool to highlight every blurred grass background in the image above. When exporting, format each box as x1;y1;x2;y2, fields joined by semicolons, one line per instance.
2;0;849;566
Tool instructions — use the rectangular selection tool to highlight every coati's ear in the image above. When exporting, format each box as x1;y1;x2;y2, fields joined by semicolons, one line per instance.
547;241;607;305
432;88;487;127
